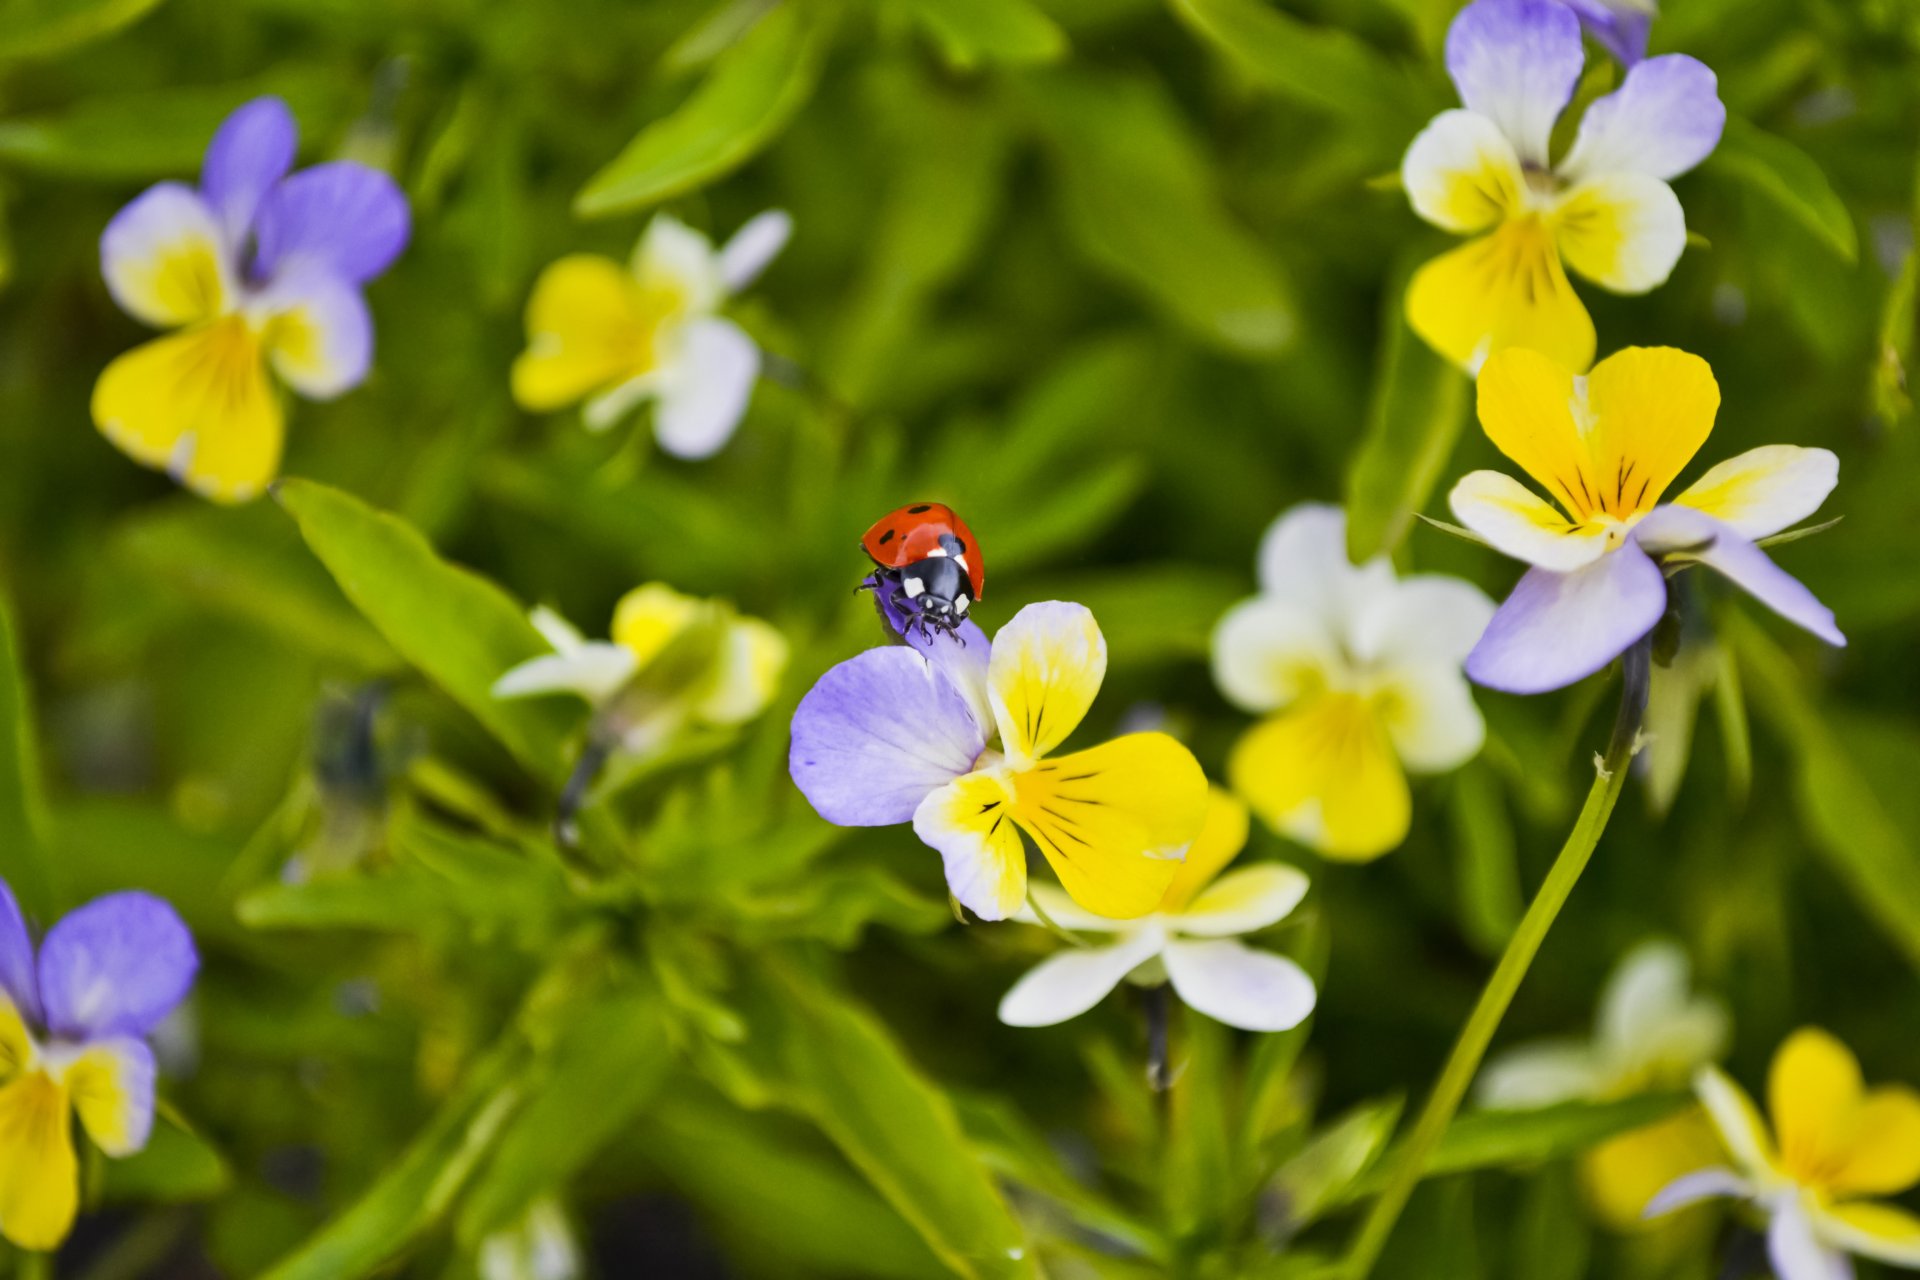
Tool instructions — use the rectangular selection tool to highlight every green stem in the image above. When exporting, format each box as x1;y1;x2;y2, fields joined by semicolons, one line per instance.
1343;640;1652;1278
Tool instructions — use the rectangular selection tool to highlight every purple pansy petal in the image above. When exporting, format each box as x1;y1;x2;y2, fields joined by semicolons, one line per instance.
252;162;410;285
1466;542;1667;694
1446;0;1586;166
38;892;198;1041
1559;0;1652;65
1634;507;1845;648
905;617;994;731
200;97;297;246
0;880;39;1025
254;266;373;400
1561;55;1725;182
790;646;986;827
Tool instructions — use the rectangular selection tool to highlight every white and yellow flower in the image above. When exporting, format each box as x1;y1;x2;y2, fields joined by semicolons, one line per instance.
1401;0;1724;371
998;790;1316;1033
511;210;789;459
1211;504;1494;861
1649;1028;1920;1278
1480;940;1730;1229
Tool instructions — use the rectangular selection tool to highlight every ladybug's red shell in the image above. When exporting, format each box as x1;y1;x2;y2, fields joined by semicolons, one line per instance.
860;503;986;600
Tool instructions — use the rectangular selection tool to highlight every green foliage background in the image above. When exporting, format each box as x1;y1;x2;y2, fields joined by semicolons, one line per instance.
0;0;1917;1274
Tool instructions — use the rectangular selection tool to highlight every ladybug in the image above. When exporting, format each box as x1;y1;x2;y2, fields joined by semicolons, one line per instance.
859;503;985;639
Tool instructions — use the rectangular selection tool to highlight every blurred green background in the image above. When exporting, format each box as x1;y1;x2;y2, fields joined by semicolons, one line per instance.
1;0;1918;1275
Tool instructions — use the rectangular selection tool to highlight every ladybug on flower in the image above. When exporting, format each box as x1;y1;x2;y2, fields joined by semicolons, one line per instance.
858;503;986;641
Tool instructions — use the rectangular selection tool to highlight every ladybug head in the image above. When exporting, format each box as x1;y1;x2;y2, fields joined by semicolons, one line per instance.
866;555;975;641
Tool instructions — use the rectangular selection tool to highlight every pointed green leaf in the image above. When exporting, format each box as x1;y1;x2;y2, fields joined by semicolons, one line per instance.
0;587;53;916
895;0;1065;69
1710;118;1858;264
0;0;166;60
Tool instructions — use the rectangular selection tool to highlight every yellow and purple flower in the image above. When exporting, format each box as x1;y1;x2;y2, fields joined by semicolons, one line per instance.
790;603;1208;922
1450;346;1844;694
0;880;198;1250
511;210;790;459
1648;1028;1920;1278
998;790;1316;1033
1401;0;1723;372
94;97;409;502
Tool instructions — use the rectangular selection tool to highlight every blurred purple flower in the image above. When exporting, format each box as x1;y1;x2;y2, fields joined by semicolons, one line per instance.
1559;0;1655;64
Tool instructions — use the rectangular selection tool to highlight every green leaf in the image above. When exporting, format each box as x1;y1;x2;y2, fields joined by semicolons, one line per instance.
101;1114;231;1204
0;585;53;916
0;0;166;60
1166;1012;1235;1239
754;965;1038;1279
1345;277;1469;561
1025;69;1295;356
456;985;672;1245
1448;762;1521;955
575;2;833;217
1274;1098;1403;1231
1166;0;1434;137
1709;118;1859;264
894;0;1065;69
275;479;575;786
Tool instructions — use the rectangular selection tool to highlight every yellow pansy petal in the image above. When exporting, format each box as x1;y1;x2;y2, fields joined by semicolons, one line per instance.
511;255;651;412
0;997;30;1080
988;602;1106;764
611;583;699;666
1695;1064;1778;1179
62;1040;155;1158
0;1072;78;1252
1584;346;1720;517
912;770;1028;922
1159;788;1251;913
1448;469;1614;572
1229;694;1411;862
1402;109;1526;234
1770;1027;1862;1185
92;320;284;504
1174;865;1310;938
100;183;234;328
1818;1200;1920;1267
1673;445;1839;541
1579;1107;1728;1232
1013;733;1206;920
1552;173;1686;294
1473;346;1593;515
1406;219;1595;375
1827;1086;1920;1198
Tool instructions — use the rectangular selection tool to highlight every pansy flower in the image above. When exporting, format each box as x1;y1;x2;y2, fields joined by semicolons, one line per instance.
494;583;788;747
998;790;1316;1033
1559;0;1656;64
94;97;409;502
511;210;790;459
0;881;197;1250
1648;1028;1920;1278
1449;346;1844;694
1480;940;1729;1229
1211;504;1494;861
1401;0;1723;372
790;602;1209;922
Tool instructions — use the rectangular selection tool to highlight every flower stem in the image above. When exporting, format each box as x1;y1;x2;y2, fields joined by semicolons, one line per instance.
1343;639;1651;1277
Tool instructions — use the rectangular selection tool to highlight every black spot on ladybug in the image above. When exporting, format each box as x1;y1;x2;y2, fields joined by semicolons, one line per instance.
908;504;931;513
877;529;895;545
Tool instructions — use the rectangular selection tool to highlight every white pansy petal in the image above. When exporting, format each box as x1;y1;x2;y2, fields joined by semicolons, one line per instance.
1694;1066;1776;1179
988;601;1106;762
1815;1201;1920;1268
635;214;723;314
493;644;636;703
1771;1197;1857;1280
1014;884;1132;933
912;772;1027;921
1596;940;1730;1084
1642;1167;1751;1219
1673;446;1839;541
717;210;793;293
1210;597;1341;715
695;617;788;725
1449;470;1611;572
1173;865;1310;937
1163;939;1316;1033
997;930;1165;1027
1403;109;1526;234
1353;574;1496;668
528;606;586;654
1373;660;1486;773
1561;55;1726;183
255;268;372;399
1253;503;1399;637
1478;1040;1603;1109
60;1038;156;1157
653;318;760;460
1554;173;1686;294
100;183;235;328
1444;0;1586;167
